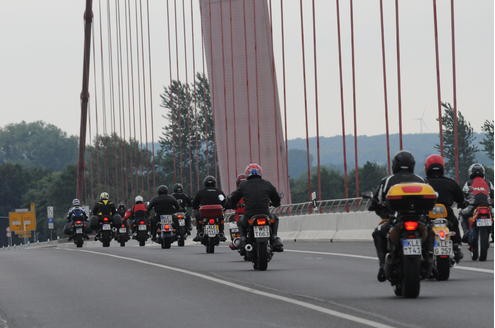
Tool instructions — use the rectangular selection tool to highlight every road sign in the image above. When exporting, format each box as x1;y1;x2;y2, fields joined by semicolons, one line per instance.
9;203;37;238
47;206;54;219
6;227;11;238
48;217;54;230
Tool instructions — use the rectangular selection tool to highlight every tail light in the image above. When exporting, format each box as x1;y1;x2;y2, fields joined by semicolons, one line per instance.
478;208;490;215
256;218;267;226
404;221;419;231
177;215;184;219
75;220;82;224
164;224;170;230
121;224;126;228
438;230;446;240
139;220;145;225
208;218;215;225
103;217;109;222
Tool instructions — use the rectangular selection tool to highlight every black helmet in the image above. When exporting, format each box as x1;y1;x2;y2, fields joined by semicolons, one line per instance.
157;185;168;195
468;163;485;179
203;175;216;188
392;150;415;174
173;183;183;193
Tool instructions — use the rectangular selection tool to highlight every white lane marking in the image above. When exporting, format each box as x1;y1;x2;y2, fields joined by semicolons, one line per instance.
285;249;494;274
65;248;396;328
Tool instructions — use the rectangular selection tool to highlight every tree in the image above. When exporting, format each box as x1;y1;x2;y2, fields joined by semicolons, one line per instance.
0;163;41;216
436;103;478;183
349;161;388;196
481;120;494;158
290;166;344;203
0;121;78;171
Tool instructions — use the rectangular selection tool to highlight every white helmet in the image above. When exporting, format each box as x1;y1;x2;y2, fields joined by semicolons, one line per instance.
72;198;81;206
135;195;144;203
100;192;109;200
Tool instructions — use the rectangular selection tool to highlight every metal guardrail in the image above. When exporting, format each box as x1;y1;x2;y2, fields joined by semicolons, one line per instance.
271;197;371;217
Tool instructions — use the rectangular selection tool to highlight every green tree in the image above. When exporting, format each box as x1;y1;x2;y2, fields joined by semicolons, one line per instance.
290;166;344;203
436;102;478;183
481;120;494;158
0;163;42;216
349;161;388;196
0;121;77;171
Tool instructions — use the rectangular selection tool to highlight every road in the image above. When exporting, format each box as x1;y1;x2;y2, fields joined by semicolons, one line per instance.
0;240;492;328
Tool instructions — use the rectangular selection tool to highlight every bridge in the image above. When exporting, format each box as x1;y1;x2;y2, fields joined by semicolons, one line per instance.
73;0;488;205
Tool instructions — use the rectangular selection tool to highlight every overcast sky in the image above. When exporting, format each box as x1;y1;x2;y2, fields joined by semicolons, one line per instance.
0;0;493;140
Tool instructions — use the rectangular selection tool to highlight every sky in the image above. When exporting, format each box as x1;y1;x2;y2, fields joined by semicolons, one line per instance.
0;0;493;141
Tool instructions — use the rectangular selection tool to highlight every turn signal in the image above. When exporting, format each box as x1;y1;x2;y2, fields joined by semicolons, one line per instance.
404;221;419;231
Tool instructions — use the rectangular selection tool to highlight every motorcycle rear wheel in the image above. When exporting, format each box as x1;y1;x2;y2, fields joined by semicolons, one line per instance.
120;241;126;247
401;256;421;298
162;238;171;249
206;238;215;254
254;243;268;271
139;240;145;247
178;238;185;247
102;240;110;247
435;256;450;281
479;228;489;261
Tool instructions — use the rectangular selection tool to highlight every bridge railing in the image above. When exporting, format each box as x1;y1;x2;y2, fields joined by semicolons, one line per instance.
271;197;371;217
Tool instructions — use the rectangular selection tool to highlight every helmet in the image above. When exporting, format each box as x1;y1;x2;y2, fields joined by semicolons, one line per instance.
72;198;81;206
236;174;247;188
173;183;183;193
424;154;445;177
157;185;168;195
468;163;485;179
100;192;109;200
244;163;262;178
135;195;144;203
203;175;216;188
391;150;415;174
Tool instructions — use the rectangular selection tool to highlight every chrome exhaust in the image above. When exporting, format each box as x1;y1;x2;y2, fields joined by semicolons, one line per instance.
245;244;253;252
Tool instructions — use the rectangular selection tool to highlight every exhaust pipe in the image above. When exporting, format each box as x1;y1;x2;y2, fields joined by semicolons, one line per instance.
245;244;253;252
232;238;241;248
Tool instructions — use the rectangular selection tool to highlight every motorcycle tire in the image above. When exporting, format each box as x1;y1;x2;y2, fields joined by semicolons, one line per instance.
254;242;269;271
435;257;450;281
161;238;171;249
120;241;126;247
479;228;490;261
102;240;110;247
206;238;215;254
401;256;421;298
471;230;479;261
139;239;145;247
178;238;185;247
75;240;83;248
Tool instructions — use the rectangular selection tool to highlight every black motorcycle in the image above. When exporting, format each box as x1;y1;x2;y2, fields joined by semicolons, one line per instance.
199;205;224;254
173;212;188;247
97;216;113;247
133;218;149;247
115;222;130;247
244;214;274;271
157;214;175;249
72;219;86;248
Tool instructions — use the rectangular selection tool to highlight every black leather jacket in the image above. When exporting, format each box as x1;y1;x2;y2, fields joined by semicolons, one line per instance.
148;194;180;216
228;176;281;218
192;187;227;209
172;192;192;212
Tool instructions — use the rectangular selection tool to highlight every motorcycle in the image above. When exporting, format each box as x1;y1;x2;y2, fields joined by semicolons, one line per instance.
173;212;188;247
467;206;493;261
133;218;149;247
244;214;274;271
199;205;224;254
383;183;436;298
97;216;113;247
72;219;86;248
115;222;130;247
429;204;454;281
157;214;175;249
226;212;242;251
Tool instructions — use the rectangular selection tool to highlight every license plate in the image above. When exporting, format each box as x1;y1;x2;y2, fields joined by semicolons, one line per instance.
138;224;147;231
402;239;422;255
477;218;493;227
160;215;173;224
230;222;239;230
253;225;270;238
434;239;452;256
76;228;83;234
102;224;111;231
205;224;218;237
119;228;127;233
178;219;185;226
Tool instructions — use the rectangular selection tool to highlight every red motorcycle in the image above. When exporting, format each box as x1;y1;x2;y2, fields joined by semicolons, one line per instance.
467;206;493;261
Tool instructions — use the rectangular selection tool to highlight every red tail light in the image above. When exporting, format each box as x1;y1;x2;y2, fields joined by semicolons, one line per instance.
401;185;423;193
208;218;215;225
139;220;145;225
75;220;82;224
257;218;267;226
404;221;419;231
478;208;490;215
103;217;109;222
438;230;446;239
121;224;125;228
177;215;184;219
164;224;170;230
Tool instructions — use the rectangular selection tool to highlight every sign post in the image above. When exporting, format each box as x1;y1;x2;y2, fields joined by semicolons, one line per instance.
47;206;54;241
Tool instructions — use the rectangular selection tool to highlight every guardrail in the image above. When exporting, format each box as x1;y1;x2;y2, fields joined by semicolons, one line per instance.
271;197;371;217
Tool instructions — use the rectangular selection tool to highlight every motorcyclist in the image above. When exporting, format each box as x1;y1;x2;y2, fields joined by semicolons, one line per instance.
117;203;127;219
148;185;180;241
459;163;494;243
171;183;193;234
368;150;426;282
64;198;89;240
227;174;247;250
91;192;120;239
423;154;465;263
192;176;227;242
128;195;148;233
228;163;284;252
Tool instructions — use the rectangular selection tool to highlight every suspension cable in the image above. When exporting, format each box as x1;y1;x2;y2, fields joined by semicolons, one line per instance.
312;0;321;200
432;0;444;157
253;0;261;164
230;0;239;177
450;0;460;182
191;0;200;192
395;0;403;150
146;0;156;189
242;0;253;161
379;0;391;174
350;0;360;196
280;0;290;202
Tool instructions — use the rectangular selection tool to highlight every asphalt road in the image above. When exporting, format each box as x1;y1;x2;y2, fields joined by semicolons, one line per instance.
0;240;492;328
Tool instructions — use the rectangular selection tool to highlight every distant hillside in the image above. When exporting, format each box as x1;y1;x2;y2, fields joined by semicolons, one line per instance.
288;133;492;178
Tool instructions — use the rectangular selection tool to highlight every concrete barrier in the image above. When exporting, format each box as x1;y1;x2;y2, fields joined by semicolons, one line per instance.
278;211;378;241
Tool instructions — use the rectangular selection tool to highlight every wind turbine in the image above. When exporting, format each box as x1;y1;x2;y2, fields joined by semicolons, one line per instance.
414;109;428;133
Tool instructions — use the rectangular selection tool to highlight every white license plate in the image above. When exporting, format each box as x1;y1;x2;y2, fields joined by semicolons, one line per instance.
402;238;422;256
76;228;83;234
119;228;127;233
477;218;493;227
102;224;111;231
434;239;452;255
253;225;270;238
178;219;185;226
160;215;173;224
138;224;147;231
230;222;239;230
205;225;218;237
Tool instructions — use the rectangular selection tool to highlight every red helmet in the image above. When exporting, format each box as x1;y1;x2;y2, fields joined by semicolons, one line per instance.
236;174;247;188
244;163;262;178
425;154;445;177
